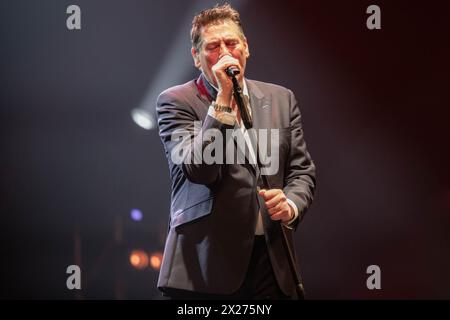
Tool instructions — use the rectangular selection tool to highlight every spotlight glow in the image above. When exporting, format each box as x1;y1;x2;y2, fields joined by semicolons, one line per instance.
129;250;149;270
149;252;163;271
131;108;155;130
130;208;143;221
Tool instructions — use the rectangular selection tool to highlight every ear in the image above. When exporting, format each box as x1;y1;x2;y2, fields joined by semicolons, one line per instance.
191;47;202;69
243;37;250;59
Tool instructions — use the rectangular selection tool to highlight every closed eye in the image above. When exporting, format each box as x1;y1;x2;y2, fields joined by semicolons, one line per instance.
226;40;238;47
206;43;219;51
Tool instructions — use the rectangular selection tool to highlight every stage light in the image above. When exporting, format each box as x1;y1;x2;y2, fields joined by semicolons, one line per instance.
131;108;155;130
149;252;163;271
130;208;143;221
129;250;149;270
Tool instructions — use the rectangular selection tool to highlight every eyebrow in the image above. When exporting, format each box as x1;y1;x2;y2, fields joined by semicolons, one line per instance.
205;36;239;44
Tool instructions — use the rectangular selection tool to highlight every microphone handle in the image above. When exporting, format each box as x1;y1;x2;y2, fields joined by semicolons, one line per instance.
231;76;252;129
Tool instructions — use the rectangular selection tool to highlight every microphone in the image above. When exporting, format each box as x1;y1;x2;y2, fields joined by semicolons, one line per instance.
228;67;252;129
226;66;240;77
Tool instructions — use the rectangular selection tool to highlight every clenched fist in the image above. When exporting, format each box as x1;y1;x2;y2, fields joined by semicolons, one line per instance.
259;189;295;223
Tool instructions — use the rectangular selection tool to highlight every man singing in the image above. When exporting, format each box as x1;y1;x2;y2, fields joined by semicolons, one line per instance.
156;4;316;299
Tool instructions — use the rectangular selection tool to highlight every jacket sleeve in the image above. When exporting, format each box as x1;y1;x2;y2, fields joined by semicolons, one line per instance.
156;90;234;185
283;89;316;227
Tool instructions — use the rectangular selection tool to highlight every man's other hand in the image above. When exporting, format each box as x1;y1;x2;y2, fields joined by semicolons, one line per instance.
259;189;294;223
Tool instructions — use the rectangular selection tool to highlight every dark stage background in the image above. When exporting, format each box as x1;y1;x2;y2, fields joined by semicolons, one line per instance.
1;0;449;299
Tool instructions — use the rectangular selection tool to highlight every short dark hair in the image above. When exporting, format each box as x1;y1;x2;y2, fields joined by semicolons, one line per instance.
191;3;245;51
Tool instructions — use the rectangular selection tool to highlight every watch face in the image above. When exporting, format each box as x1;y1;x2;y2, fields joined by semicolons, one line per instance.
214;104;231;112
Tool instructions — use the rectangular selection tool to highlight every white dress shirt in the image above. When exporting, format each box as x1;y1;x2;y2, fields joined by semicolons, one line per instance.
207;80;299;234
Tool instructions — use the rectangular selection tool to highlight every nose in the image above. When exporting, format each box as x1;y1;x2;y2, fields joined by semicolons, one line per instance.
219;42;231;57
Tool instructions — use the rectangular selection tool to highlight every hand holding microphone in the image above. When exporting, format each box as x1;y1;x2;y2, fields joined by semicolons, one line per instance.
212;55;251;128
212;55;241;106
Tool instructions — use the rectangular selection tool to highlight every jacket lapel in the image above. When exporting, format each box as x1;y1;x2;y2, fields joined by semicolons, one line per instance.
247;80;271;130
247;80;273;171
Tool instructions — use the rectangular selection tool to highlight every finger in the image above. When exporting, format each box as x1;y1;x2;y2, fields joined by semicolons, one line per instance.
215;56;239;69
216;57;240;72
258;189;267;196
218;54;239;65
267;205;280;215
261;189;281;200
268;202;288;215
212;62;232;74
265;193;286;209
265;194;278;209
269;210;284;221
270;208;292;222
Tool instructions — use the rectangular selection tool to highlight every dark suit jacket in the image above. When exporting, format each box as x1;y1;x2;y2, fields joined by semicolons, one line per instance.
156;75;316;296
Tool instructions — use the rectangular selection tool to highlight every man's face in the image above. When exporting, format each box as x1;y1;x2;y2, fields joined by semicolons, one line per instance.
192;19;250;87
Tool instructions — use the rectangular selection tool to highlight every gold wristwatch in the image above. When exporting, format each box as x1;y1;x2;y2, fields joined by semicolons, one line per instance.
212;103;233;113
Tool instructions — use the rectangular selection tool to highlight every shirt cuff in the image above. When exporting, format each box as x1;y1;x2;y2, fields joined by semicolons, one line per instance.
283;198;299;229
207;104;236;126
